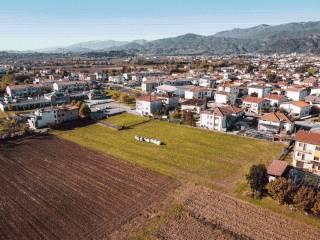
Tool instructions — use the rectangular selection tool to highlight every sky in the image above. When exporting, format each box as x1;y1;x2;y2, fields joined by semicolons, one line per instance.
1;0;320;51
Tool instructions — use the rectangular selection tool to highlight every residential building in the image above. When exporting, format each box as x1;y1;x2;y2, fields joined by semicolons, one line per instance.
264;94;288;107
242;96;270;114
258;112;293;134
136;95;162;116
6;84;51;98
53;81;89;93
293;131;320;175
184;86;212;100
199;106;243;132
280;101;311;118
285;87;309;101
248;85;272;98
28;105;79;129
181;99;206;114
214;92;230;105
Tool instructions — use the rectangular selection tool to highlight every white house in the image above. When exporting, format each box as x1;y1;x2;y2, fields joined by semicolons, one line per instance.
181;99;206;114
6;84;51;98
258;112;293;134
198;78;216;88
136;95;162;116
293;131;320;175
248;85;272;98
280;101;311;119
242;96;270;114
214;92;230;105
285;87;309;101
311;88;320;95
184;86;212;100
156;85;185;97
199;106;243;132
28;105;79;129
53;81;89;93
264;94;288;107
108;76;125;84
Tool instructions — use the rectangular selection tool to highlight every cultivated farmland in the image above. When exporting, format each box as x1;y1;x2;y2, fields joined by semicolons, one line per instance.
0;136;178;240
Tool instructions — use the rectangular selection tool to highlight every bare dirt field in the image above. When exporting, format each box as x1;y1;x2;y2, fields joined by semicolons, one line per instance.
154;186;320;240
0;135;178;240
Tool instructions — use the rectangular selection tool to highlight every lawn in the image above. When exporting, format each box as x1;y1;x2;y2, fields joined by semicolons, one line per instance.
103;113;149;128
56;114;283;192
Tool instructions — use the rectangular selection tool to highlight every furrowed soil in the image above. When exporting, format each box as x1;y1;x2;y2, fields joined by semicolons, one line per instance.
0;135;178;240
154;185;320;240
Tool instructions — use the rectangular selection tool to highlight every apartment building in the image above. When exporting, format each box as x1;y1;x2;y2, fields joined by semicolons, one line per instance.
136;95;162;116
28;105;79;129
199;106;243;132
293;131;320;175
53;81;89;93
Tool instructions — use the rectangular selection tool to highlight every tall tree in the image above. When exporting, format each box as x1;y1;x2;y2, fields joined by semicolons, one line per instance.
246;164;268;197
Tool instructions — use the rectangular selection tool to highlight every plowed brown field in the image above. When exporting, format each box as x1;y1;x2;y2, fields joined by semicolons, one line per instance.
162;186;320;240
0;136;178;240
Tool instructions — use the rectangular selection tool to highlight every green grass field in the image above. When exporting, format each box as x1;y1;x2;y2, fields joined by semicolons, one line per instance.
56;113;283;192
103;113;149;128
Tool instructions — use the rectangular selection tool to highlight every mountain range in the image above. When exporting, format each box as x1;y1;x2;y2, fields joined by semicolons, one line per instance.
35;21;320;55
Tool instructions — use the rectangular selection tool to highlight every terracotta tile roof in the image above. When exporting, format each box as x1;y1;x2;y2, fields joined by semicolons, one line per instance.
185;86;210;93
181;99;205;106
137;95;160;102
267;160;288;176
214;106;243;117
265;94;286;101
291;101;310;108
215;91;229;96
286;87;307;92
260;112;292;123
296;130;320;146
243;96;265;104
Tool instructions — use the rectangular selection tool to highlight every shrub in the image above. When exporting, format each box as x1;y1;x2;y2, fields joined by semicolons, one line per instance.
293;186;316;212
311;199;320;216
267;177;293;204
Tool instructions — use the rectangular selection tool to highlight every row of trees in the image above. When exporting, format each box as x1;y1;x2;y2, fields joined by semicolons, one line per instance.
246;164;320;216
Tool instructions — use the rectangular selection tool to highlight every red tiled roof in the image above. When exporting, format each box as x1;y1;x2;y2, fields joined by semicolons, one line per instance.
260;112;292;123
265;94;286;101
296;131;320;146
267;160;288;176
243;96;265;104
181;99;205;106
214;106;243;117
137;95;160;102
291;101;310;108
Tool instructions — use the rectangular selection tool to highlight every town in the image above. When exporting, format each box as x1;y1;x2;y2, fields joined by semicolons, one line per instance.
1;53;320;177
2;5;320;236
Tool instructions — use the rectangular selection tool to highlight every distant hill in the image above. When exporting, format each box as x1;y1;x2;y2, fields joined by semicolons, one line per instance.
33;21;320;55
214;21;320;40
